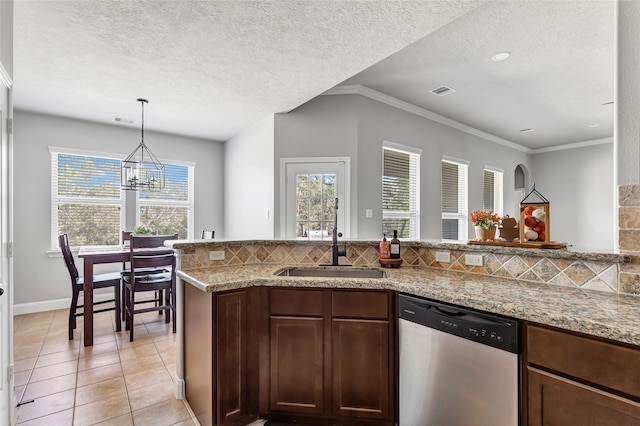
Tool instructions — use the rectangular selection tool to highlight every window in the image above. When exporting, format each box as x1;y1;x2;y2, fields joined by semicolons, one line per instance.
51;148;124;248
137;163;194;240
441;157;468;241
483;167;504;215
382;142;421;240
51;148;195;248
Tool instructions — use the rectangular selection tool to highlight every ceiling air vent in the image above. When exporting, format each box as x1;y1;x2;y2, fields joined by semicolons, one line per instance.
114;117;135;125
431;85;455;96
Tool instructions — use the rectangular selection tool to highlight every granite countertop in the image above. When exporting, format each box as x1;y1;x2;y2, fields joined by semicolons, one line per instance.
178;264;640;347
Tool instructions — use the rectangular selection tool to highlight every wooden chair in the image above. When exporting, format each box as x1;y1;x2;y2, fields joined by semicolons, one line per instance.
202;230;215;239
59;234;121;340
123;234;177;341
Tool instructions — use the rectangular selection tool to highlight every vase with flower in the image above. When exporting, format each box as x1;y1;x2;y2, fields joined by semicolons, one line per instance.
469;210;499;241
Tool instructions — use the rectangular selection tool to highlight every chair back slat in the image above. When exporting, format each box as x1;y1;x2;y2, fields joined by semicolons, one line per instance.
131;253;175;270
58;234;79;284
130;233;178;249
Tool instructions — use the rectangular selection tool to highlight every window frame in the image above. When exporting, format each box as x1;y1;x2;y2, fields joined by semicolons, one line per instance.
483;166;504;215
135;161;195;240
441;156;469;242
50;146;125;250
382;141;421;241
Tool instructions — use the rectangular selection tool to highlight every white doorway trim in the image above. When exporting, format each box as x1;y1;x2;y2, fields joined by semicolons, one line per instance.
280;157;351;240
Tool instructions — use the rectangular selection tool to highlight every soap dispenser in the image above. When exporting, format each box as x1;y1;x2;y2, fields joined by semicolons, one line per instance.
379;234;390;259
390;230;401;259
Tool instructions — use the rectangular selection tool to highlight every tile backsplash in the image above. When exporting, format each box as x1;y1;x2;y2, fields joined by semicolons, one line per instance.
176;240;630;296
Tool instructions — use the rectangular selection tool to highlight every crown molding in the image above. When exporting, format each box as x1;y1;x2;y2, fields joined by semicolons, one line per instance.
323;85;615;155
322;84;531;153
530;137;614;154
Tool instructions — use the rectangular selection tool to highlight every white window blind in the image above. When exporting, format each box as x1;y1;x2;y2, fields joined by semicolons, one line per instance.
441;158;468;241
137;163;194;239
483;168;504;214
382;142;420;240
51;149;124;248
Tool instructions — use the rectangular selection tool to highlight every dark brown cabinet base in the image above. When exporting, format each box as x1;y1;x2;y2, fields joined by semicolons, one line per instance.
184;285;259;426
263;288;396;425
184;285;397;426
525;324;640;426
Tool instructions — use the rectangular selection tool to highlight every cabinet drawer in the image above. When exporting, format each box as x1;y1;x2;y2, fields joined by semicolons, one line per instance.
527;324;640;398
270;289;324;316
332;290;389;319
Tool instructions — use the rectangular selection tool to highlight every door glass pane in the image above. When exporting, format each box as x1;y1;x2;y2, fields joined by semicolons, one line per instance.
296;173;336;240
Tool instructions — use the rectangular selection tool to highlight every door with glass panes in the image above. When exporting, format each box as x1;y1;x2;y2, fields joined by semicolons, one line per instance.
284;160;349;240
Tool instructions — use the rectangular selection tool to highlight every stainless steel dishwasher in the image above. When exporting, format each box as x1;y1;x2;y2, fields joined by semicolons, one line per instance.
399;294;520;426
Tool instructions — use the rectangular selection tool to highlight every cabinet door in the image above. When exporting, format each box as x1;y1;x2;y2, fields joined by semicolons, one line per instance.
217;291;249;426
270;316;325;415
332;318;390;421
528;367;640;426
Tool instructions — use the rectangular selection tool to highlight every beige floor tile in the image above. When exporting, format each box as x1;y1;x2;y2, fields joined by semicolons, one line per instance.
79;340;118;358
14;370;31;387
170;419;197;426
15;389;75;424
74;376;126;406
76;363;123;387
22;373;77;401
34;349;80;368
30;360;78;383
77;351;120;371
14;356;38;373
118;342;157;361
14;342;43;360
93;413;134;426
131;398;190;426
125;366;173;391
72;393;131;426
121;353;164;376
16;407;73;425
39;339;80;356
127;380;176;412
13;310;198;426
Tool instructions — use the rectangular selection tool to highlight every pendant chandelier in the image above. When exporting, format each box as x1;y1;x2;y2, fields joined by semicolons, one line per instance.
121;98;165;191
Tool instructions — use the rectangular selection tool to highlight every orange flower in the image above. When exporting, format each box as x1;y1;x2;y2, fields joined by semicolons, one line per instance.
469;210;499;229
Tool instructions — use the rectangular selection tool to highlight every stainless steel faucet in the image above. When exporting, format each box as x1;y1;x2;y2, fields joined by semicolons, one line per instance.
330;198;347;266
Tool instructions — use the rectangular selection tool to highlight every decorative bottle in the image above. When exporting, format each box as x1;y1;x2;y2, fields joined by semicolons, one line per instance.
379;234;390;259
390;230;401;259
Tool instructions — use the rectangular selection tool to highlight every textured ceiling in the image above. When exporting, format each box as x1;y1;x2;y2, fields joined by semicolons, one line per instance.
13;0;485;141
341;0;615;150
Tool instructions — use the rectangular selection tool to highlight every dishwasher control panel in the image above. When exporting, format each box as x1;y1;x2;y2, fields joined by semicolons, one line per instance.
399;294;519;353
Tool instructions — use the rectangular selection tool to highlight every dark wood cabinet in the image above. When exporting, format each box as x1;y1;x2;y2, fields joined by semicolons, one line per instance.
332;318;390;420
264;288;396;425
270;316;325;415
184;285;258;426
525;324;640;426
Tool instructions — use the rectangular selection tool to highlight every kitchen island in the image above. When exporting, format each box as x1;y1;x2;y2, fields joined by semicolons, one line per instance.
171;240;640;426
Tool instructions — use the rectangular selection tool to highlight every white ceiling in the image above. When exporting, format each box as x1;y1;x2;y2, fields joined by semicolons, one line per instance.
13;0;485;142
13;1;615;150
340;0;615;150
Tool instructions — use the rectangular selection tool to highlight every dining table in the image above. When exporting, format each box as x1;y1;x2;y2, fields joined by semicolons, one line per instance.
78;244;174;347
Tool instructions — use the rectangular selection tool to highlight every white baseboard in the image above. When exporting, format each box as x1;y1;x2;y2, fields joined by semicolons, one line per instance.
13;293;115;315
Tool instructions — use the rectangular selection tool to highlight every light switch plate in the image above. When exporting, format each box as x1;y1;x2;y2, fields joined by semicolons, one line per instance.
464;254;483;266
435;251;450;263
365;209;373;218
209;250;225;261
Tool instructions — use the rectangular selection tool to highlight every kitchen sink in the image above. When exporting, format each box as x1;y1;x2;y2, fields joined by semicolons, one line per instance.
275;267;388;279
